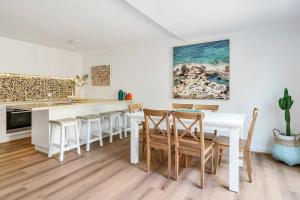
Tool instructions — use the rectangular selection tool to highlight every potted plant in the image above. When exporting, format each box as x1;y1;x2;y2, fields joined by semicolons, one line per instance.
74;74;88;99
272;88;300;166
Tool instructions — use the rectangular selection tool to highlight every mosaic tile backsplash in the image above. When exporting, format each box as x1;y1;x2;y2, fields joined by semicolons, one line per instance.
0;73;75;102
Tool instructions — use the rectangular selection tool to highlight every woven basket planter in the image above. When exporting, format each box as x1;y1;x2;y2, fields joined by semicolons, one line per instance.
272;129;300;166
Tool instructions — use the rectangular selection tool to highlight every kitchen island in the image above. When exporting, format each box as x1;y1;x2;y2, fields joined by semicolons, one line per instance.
6;99;132;154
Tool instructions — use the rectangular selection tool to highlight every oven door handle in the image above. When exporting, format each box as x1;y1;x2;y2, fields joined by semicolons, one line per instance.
10;111;31;114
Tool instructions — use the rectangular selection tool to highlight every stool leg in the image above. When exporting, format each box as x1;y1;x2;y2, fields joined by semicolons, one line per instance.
65;126;69;150
60;125;65;162
109;117;113;143
98;118;103;147
74;123;81;155
78;120;82;140
124;114;128;138
118;116;122;139
86;121;91;151
48;124;54;157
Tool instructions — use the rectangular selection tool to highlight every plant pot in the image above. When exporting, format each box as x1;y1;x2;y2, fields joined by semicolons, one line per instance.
272;129;300;166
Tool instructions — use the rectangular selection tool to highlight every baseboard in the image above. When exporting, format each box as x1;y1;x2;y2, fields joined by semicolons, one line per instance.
251;145;272;153
0;131;31;143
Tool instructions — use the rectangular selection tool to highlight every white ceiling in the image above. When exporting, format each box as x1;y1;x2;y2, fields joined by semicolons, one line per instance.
0;0;299;53
126;0;300;39
0;0;173;53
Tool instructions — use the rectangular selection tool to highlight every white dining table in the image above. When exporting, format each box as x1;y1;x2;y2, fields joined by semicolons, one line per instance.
129;111;246;193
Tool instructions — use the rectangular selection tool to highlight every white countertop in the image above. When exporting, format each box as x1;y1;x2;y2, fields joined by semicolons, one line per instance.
2;99;132;111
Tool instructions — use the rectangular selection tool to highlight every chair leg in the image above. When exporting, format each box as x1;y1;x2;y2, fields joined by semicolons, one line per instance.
168;149;171;180
159;150;163;163
98;118;103;147
184;155;189;168
152;149;156;167
249;151;253;173
86;121;91;151
245;151;252;183
218;148;223;165
175;149;179;180
59;126;65;162
200;154;205;189
74;123;81;155
210;149;214;174
214;145;220;174
142;125;146;153
142;137;146;153
147;144;151;173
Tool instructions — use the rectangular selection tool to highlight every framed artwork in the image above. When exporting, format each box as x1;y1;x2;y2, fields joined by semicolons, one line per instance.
91;65;111;86
173;39;230;99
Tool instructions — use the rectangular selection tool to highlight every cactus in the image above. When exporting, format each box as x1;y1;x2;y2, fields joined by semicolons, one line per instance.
278;88;294;136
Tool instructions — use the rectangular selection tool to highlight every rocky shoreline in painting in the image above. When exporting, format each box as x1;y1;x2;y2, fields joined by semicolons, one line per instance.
173;63;230;99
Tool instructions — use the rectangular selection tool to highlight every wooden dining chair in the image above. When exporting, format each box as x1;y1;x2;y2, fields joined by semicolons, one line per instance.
128;103;144;113
193;104;219;112
173;111;214;188
128;103;146;152
214;108;258;183
193;104;220;141
143;109;173;179
172;103;193;110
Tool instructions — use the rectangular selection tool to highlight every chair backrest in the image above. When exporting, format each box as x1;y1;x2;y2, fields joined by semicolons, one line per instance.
193;104;219;112
143;109;171;145
128;103;144;113
172;111;205;154
172;103;193;110
246;108;258;148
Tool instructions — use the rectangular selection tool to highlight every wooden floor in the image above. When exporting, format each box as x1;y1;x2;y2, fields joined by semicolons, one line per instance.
0;137;299;200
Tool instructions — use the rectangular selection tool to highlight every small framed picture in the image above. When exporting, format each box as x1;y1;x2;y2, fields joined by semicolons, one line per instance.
91;65;111;86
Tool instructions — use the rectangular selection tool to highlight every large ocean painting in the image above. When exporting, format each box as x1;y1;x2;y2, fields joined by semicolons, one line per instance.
173;39;230;99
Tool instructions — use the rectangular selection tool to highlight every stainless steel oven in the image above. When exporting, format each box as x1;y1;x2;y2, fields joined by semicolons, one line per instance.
6;108;31;133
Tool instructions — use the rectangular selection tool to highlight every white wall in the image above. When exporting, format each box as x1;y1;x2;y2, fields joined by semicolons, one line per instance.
83;25;300;153
0;36;83;78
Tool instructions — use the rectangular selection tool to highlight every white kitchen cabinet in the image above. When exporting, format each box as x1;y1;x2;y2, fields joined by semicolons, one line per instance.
0;106;6;137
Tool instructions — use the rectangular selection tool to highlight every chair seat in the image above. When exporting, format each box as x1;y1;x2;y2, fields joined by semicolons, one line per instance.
177;129;216;141
178;136;214;153
204;132;217;141
214;135;247;148
118;109;129;113
101;112;121;117
50;118;77;126
76;114;100;120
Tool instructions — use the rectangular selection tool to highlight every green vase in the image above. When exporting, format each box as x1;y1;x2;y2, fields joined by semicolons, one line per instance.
118;90;123;101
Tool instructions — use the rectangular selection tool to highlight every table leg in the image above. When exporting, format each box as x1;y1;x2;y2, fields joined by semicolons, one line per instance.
239;125;244;167
229;127;239;192
130;118;139;164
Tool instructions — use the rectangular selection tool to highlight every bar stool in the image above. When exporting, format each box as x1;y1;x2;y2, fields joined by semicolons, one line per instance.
101;112;122;143
120;110;131;138
48;118;81;162
76;114;103;151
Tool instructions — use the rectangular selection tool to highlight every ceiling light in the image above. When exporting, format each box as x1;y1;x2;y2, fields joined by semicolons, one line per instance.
67;40;84;46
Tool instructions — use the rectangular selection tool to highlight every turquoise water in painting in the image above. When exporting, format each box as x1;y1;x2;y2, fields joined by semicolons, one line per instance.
173;40;229;66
